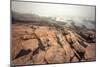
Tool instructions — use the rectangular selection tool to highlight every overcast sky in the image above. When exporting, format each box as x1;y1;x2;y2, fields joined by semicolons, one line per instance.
11;1;95;19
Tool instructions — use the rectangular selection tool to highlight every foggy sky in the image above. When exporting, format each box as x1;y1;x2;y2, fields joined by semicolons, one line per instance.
11;1;95;19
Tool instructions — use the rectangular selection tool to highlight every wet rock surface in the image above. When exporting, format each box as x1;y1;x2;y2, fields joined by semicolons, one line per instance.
11;23;96;65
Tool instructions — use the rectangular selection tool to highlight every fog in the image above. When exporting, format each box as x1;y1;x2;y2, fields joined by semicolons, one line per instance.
12;1;95;19
11;1;96;29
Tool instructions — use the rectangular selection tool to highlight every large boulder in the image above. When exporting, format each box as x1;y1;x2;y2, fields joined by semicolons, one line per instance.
22;39;39;51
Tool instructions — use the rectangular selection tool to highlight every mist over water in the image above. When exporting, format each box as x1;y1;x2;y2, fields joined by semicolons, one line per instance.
12;1;96;29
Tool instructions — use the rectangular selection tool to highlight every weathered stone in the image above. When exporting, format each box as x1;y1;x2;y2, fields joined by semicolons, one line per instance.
12;52;32;65
84;43;96;61
12;23;96;65
71;56;79;62
39;37;49;47
32;50;46;64
72;41;85;53
56;33;74;62
20;34;36;40
65;34;72;44
45;46;65;63
22;39;39;51
35;27;49;37
11;38;23;60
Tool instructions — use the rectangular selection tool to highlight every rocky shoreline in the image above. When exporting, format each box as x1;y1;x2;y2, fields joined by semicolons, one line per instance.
11;23;96;65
